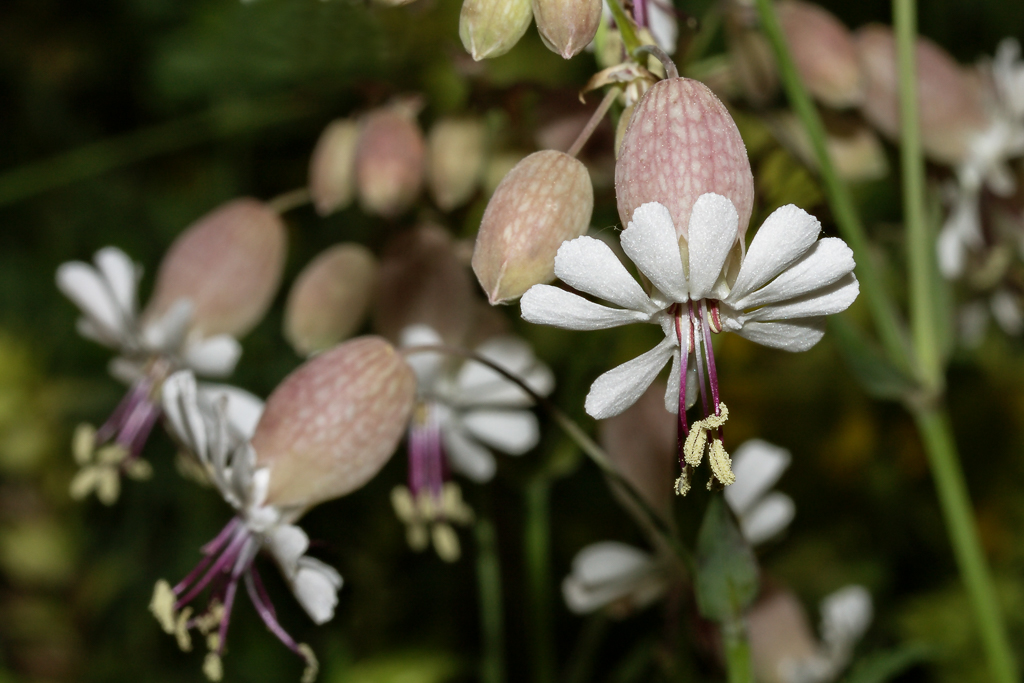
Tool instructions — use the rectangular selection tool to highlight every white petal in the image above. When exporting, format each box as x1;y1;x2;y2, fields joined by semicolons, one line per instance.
108;356;144;384
561;542;667;615
619;202;688;301
268;524;310;574
572;541;654;585
184;335;242;377
56;261;126;344
739;492;795;546
687;194;740;301
197;383;264;440
739;275;859;323
291;556;343;625
729;205;822;301
728;238;855;310
820;585;873;650
441;423;497;482
521;285;653;330
455;336;554;407
160;371;192;447
724;439;792;516
733;319;826;351
585;336;675;419
400;325;447;388
161;370;207;459
142;299;193;352
662;352;698;413
554;236;658;313
94;247;139;317
647;0;678;53
990;289;1023;335
461;409;540;455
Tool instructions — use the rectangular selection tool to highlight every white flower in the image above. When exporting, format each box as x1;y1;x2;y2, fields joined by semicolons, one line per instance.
939;39;1024;278
391;324;554;561
724;439;796;546
152;371;336;681
56;247;243;501
561;541;676;616
521;195;858;493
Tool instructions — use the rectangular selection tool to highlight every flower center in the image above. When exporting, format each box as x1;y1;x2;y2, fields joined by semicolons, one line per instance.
671;299;735;496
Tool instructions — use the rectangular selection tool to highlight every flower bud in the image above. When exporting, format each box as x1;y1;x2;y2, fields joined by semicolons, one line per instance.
142;199;287;338
599;381;676;521
308;118;361;216
747;589;819;683
254;336;416;509
427;117;487;211
777;0;864;109
472;150;593;304
375;224;475;345
856;24;989;166
615;78;754;241
532;0;601;59
725;6;779;107
284;244;378;357
355;107;426;217
459;0;533;61
768;113;888;181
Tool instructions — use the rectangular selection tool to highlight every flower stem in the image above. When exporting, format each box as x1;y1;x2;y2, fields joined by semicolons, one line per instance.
911;404;1018;683
475;517;507;683
604;0;642;56
567;88;621;158
268;187;312;214
894;0;941;392
752;0;912;374
524;478;556;683
722;618;752;683
632;45;679;79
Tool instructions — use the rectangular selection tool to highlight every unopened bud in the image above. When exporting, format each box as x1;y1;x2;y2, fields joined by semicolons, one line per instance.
427;117;487;211
777;0;863;108
375;224;475;345
615;78;754;241
284;244;378;356
768;113;888;181
460;0;533;61
482;152;526;194
308;118;361;216
355;107;425;217
725;6;779;107
747;590;819;683
254;337;416;509
142;199;287;338
532;0;601;59
856;24;989;166
472;150;593;304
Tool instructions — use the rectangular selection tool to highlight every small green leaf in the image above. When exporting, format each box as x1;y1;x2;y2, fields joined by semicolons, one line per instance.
830;316;918;400
842;642;932;683
694;496;759;623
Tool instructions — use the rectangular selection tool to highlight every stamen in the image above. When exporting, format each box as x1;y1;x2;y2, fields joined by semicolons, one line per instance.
673;307;690;453
689;301;710;416
700;300;722;414
245;569;320;682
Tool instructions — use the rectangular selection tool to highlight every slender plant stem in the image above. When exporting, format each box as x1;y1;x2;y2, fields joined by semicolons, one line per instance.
604;0;642;56
524;478;556;683
632;45;679;79
912;405;1018;683
567;88;621;158
268;186;312;214
563;614;609;683
752;0;912;374
894;0;941;392
475;517;507;683
0;98;310;208
722;618;753;683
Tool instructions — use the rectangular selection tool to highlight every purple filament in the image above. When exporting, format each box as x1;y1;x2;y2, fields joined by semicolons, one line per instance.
244;570;304;656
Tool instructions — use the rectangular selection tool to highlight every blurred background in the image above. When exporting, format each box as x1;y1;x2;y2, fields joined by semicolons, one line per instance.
1;0;1024;681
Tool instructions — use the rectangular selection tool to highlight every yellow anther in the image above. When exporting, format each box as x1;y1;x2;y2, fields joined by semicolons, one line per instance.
95;468;121;505
124;458;153;481
72;423;96;466
432;523;461;563
674;469;691;497
203;652;223;682
195;601;224;634
206;633;221;653
683;426;708;468
707;438;735;488
390;486;416;523
149;580;178;634
69;467;100;501
175;607;194;651
96;444;128;466
406;523;430;551
441;483;474;525
298;644;319;683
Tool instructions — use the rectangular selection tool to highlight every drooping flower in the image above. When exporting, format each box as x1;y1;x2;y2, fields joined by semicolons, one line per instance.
57;200;287;502
151;337;416;681
392;324;554;561
562;541;677;616
748;585;873;683
724;439;795;546
521;195;858;494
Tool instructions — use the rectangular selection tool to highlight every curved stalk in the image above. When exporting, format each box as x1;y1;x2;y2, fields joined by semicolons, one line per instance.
568;88;621;158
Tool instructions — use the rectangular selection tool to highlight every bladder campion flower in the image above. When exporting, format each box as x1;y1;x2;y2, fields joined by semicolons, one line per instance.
56;200;286;502
521;194;858;494
150;337;415;681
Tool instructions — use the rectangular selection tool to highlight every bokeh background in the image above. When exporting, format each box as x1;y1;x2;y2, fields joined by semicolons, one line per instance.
1;0;1024;681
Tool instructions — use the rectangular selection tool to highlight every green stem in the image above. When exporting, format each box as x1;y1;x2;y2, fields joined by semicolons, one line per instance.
722;618;753;683
475;517;507;683
0;98;311;208
911;405;1018;683
604;0;642;56
752;0;912;374
894;0;941;392
563;614;609;683
524;478;556;683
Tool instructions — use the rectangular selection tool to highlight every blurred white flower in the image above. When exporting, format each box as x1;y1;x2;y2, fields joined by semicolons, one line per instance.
561;541;677;616
724;439;796;546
